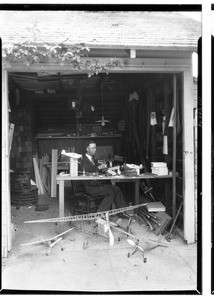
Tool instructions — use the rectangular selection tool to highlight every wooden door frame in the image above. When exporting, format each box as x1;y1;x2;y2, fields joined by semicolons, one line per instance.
3;56;195;251
2;69;12;256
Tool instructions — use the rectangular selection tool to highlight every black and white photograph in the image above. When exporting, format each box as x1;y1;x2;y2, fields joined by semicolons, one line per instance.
1;3;204;294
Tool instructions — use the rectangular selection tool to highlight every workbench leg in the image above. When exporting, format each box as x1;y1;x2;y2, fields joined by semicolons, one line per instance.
135;180;140;205
47;167;51;196
165;179;172;216
51;149;58;198
111;180;117;209
59;180;65;232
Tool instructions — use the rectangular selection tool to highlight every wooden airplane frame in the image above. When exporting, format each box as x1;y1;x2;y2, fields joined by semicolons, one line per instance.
21;227;74;255
22;203;170;257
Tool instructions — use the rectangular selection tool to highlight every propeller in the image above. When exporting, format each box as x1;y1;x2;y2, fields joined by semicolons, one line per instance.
96;83;110;126
127;239;144;252
127;239;136;246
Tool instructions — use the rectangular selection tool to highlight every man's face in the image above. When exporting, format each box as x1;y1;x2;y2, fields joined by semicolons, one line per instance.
87;143;96;156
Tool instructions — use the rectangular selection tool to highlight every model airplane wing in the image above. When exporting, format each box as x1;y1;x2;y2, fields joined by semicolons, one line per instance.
111;224;169;247
96;116;110;126
24;203;147;224
20;227;74;246
61;150;82;159
127;239;144;252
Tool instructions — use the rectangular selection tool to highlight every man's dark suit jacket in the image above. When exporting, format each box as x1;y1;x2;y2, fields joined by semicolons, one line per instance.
78;154;102;187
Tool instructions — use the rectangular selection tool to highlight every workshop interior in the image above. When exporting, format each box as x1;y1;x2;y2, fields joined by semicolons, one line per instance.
8;71;183;235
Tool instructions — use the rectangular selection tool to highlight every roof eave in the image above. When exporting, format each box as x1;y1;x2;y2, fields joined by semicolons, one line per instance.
5;40;196;52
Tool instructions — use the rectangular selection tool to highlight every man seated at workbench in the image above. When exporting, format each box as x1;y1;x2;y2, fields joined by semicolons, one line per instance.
78;140;127;212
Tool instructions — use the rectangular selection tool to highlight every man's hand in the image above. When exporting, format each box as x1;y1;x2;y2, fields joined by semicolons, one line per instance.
98;163;107;170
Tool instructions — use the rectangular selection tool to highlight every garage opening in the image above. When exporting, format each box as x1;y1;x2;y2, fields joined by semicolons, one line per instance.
8;71;184;231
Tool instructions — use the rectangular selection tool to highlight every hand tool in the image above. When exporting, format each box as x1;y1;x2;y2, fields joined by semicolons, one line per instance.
166;202;183;242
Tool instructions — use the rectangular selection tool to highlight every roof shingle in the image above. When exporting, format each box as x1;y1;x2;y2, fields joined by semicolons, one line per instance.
0;11;201;50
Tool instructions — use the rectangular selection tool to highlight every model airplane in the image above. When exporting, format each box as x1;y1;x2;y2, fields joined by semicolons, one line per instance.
127;239;147;263
24;203;147;224
20;227;74;256
23;203;170;255
61;150;82;159
97;217;169;247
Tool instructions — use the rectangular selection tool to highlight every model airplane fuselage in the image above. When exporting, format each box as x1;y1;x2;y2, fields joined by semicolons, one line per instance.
25;203;146;224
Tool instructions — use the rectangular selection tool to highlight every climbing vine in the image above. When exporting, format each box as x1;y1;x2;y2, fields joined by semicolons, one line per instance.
2;42;121;77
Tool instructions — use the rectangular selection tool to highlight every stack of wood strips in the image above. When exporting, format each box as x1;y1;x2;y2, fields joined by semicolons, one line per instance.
9;123;15;154
33;154;50;195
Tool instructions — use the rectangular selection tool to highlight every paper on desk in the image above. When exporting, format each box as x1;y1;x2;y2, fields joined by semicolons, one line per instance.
61;150;82;159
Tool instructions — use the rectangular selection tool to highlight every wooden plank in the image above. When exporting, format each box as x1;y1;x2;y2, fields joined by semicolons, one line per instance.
39;158;43;180
182;68;195;243
33;154;41;194
33;157;45;195
33;158;41;194
59;180;64;218
41;157;48;193
59;180;65;232
51;149;58;197
130;49;136;58
8;58;191;74
172;74;177;220
2;69;12;254
9;123;15;154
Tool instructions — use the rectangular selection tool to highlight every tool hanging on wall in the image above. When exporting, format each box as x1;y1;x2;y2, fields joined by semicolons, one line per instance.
163;135;168;155
168;91;182;136
146;88;152;161
162;111;166;135
150;90;157;161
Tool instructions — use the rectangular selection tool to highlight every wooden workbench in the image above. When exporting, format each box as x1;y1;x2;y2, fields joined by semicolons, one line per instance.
56;173;173;220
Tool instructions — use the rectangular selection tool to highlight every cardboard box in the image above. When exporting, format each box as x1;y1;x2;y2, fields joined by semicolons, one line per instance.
151;167;168;175
151;162;167;168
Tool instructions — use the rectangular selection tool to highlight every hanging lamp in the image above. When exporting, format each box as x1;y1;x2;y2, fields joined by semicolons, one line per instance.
96;83;110;126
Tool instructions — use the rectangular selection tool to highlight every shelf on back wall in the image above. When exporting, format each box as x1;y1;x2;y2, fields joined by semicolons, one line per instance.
34;134;122;140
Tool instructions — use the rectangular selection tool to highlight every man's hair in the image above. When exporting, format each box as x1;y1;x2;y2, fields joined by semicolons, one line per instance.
85;140;96;148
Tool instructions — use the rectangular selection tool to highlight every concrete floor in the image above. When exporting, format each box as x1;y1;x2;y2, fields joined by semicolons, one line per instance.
2;191;198;293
